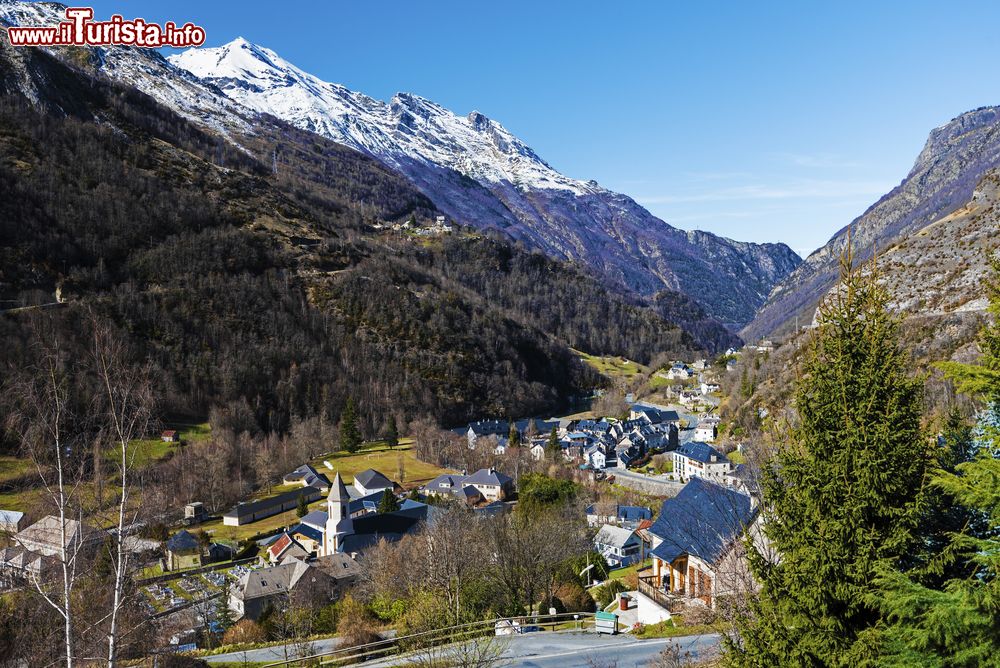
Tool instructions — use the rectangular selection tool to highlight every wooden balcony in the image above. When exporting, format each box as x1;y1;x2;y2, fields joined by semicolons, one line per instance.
637;575;685;612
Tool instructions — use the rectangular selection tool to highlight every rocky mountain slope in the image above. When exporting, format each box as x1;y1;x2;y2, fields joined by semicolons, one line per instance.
745;106;1000;342
167;37;801;328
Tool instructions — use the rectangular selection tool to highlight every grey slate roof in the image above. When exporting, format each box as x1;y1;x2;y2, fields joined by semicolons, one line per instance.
353;469;394;490
328;473;350;502
166;530;200;553
675;441;729;465
299;510;328;530
284;464;331;490
468;420;509;437
594;524;639;549
464;468;512;487
224;487;321;520
649;477;755;565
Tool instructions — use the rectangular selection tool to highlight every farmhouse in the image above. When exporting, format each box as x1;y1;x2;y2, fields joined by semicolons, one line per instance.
15;516;96;557
421;468;514;503
465;420;509;448
229;552;361;621
1;516;99;587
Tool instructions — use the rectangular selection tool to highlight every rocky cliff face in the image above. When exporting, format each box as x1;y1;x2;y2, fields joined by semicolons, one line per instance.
168;38;801;327
744;106;1000;341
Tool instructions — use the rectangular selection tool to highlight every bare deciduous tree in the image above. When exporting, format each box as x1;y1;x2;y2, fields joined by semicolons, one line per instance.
91;325;154;667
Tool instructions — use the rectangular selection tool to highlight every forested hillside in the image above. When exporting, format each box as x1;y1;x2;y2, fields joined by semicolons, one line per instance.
0;38;703;442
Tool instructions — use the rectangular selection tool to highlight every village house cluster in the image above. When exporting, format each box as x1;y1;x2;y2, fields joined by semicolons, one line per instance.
0;353;764;647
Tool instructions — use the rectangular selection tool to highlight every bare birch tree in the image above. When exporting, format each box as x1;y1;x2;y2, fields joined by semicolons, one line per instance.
9;337;89;667
90;325;154;667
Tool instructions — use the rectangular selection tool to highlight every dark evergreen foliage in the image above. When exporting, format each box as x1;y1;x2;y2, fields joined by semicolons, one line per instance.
726;252;932;666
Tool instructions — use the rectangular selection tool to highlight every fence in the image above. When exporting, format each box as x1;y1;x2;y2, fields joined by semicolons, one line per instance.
260;611;597;667
638;575;685;613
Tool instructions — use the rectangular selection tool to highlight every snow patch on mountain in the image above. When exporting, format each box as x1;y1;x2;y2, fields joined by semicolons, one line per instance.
169;38;594;195
0;1;250;136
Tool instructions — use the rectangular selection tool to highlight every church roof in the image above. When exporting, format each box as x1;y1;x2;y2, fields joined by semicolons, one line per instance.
328;472;351;503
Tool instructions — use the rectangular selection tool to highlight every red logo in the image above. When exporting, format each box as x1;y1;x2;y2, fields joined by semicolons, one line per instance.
7;7;206;48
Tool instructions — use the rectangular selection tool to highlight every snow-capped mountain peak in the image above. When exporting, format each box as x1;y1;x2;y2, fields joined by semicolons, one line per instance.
0;1;250;134
168;37;801;326
169;38;590;194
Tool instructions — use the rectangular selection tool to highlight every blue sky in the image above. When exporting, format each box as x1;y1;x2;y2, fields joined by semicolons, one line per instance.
82;0;1000;256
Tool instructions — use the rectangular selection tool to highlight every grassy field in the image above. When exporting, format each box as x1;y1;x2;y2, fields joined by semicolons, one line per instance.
307;438;448;488
607;559;652;582
199;440;452;542
574;350;650;379
634;616;728;639
104;421;212;469
0;456;32;484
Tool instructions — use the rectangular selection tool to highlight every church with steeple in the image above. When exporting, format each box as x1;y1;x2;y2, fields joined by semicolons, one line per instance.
268;468;429;559
323;472;355;556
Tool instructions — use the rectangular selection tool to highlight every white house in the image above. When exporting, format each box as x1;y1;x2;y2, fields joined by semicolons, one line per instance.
593;524;644;568
672;442;731;483
700;382;720;396
352;469;395;496
693;421;718;442
665;363;694;380
584;446;607;469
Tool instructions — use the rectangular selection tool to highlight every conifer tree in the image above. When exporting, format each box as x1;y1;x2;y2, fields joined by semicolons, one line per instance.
873;254;1000;666
726;250;931;666
339;397;361;454
546;426;561;460
377;490;400;514
296;492;308;518
385;414;399;450
508;421;521;448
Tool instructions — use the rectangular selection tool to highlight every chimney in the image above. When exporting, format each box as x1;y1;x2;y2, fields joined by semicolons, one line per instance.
489;467;496;475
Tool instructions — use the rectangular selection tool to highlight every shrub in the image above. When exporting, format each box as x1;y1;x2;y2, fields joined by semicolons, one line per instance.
553;581;594;612
592;579;627;609
336;595;381;649
370;594;407;623
221;619;267;646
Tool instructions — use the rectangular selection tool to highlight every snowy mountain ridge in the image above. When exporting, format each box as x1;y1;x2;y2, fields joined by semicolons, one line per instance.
169;38;595;196
168;37;801;326
0;2;800;326
0;1;251;135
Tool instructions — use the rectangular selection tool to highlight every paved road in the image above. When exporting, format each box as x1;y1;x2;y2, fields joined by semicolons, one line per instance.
352;632;721;668
205;636;342;663
206;631;721;667
504;632;721;668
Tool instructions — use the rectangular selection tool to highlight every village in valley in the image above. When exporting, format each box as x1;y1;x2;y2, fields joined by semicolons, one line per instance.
0;343;769;660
